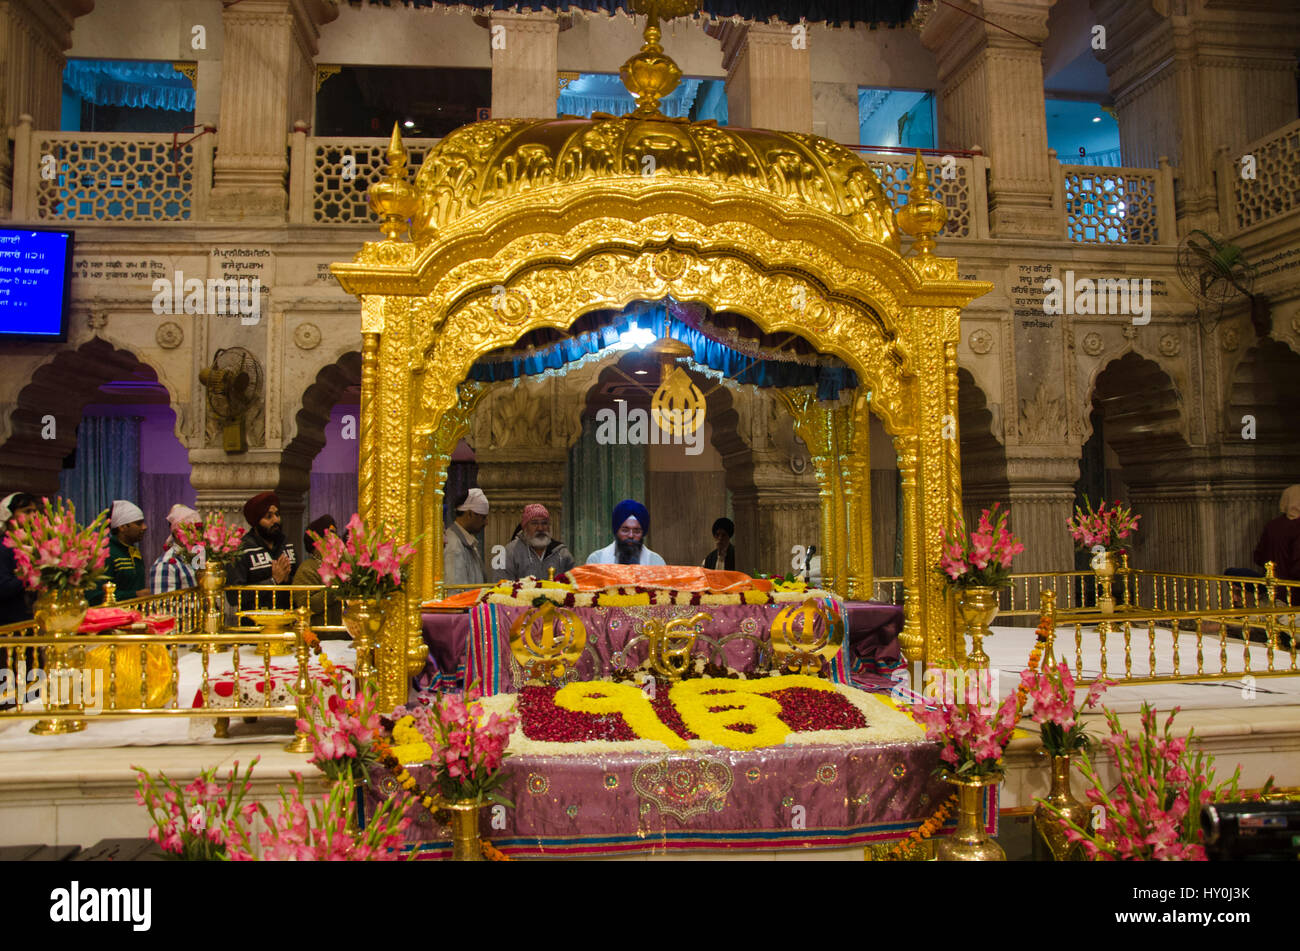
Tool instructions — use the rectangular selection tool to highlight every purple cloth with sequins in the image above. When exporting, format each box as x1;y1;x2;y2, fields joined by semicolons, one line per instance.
367;738;996;857
417;599;904;694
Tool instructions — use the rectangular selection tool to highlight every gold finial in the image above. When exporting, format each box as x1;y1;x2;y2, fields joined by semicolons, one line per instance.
368;122;419;241
619;0;696;118
895;150;947;256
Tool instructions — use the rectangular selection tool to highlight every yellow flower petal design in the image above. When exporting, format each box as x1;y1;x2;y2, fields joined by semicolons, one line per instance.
554;681;688;750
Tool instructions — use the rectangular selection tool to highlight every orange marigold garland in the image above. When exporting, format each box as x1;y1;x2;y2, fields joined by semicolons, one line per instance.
885;608;1053;860
481;840;511;861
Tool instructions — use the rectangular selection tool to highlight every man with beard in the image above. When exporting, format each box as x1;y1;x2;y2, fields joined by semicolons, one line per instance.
585;499;666;566
495;503;575;581
227;491;297;610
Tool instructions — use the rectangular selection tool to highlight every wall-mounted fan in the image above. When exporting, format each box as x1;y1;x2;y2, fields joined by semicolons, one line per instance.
199;347;262;453
1176;229;1268;334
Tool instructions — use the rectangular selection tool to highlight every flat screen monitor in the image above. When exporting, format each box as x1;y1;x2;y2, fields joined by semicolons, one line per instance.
0;228;74;342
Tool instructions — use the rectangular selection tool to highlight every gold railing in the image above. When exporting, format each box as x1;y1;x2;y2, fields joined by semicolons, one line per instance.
0;582;353;745
1038;564;1300;686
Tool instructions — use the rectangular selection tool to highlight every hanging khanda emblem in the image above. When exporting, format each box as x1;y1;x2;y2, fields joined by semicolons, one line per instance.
645;611;712;681
769;598;845;675
651;365;705;437
509;601;588;683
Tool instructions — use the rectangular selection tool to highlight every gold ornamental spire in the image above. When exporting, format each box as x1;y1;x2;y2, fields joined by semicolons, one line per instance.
895;150;947;256
620;0;698;118
368;122;418;241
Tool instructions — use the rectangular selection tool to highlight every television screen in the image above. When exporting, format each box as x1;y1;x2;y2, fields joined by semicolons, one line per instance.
0;228;74;341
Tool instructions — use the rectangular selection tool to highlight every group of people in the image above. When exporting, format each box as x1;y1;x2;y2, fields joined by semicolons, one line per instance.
440;489;739;586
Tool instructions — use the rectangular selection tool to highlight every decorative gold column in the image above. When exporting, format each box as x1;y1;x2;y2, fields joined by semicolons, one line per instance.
896;432;922;660
845;395;873;598
782;390;841;594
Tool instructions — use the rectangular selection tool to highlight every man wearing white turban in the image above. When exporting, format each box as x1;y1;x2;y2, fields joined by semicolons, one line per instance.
90;499;149;603
149;504;201;595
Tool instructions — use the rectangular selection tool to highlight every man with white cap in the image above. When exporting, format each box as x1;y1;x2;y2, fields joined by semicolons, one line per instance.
149;503;202;595
90;499;149;603
444;487;489;587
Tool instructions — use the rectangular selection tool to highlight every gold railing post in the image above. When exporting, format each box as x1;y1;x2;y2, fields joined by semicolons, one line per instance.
285;605;313;754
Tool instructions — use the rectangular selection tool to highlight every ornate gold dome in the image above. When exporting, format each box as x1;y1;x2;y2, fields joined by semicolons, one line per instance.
410;115;900;248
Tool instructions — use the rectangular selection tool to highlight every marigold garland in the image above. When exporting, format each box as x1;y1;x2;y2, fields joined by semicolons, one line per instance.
669;675;837;751
885;611;1053;860
481;840;511;861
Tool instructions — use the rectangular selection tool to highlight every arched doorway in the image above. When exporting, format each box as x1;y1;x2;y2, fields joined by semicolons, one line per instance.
285;350;362;535
332;40;989;706
0;338;191;568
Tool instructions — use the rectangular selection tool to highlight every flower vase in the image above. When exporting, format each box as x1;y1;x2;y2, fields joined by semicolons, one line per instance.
30;586;90;736
956;586;1000;669
1092;550;1115;614
444;799;484;862
342;597;386;690
935;772;1004;861
198;562;226;643
1033;753;1088;861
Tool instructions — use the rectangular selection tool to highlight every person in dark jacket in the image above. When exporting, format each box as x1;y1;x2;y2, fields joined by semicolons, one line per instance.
493;503;575;582
702;517;736;572
0;492;39;625
1254;484;1300;604
226;492;297;612
293;514;340;628
88;500;149;604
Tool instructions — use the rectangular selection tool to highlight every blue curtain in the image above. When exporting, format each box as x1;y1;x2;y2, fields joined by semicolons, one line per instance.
564;418;646;563
470;301;858;400
62;60;196;112
559;74;702;119
59;417;141;526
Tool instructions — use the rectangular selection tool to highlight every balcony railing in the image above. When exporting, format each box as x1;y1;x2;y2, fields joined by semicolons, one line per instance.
10;116;213;222
1055;158;1176;246
288;131;439;225
1218;117;1300;233
855;149;990;239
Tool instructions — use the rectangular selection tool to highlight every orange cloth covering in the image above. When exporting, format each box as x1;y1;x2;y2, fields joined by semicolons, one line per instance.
563;564;769;592
421;565;773;609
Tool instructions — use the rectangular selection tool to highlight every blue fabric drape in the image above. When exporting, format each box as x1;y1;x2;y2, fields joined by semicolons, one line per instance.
58;416;141;527
469;301;859;400
63;60;196;112
347;0;919;28
559;74;702;119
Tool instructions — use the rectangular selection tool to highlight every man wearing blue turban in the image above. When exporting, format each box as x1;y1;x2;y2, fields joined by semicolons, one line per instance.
585;499;666;566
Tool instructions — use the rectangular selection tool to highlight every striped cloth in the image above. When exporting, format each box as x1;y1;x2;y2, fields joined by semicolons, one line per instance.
149;542;197;595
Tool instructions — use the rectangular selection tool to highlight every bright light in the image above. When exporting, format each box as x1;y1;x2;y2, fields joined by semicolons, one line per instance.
614;398;626;404
634;369;647;375
615;324;656;349
403;120;415;129
1092;116;1101;123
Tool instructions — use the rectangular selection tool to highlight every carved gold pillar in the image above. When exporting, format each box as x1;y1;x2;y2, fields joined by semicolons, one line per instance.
845;395;873;598
783;390;840;594
358;328;380;522
831;404;855;598
896;432;922;661
423;382;486;602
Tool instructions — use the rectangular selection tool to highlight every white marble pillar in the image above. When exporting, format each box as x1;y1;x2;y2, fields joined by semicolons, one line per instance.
0;0;89;215
716;21;813;133
921;0;1059;239
1090;0;1300;234
490;12;559;120
208;0;335;222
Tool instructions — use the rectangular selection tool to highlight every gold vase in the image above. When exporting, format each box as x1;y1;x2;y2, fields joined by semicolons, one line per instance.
956;586;1000;669
1033;752;1088;861
342;597;386;689
935;771;1004;861
30;586;90;735
198;562;226;641
1092;550;1115;614
444;799;484;862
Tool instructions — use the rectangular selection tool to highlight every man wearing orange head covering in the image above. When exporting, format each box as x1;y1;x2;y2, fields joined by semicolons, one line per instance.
1254;485;1300;604
493;503;575;582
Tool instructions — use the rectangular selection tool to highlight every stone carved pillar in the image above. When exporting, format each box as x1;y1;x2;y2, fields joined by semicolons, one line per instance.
490;12;559;120
715;21;813;133
998;453;1080;575
921;0;1059;238
1091;0;1300;234
208;0;336;222
0;0;89;215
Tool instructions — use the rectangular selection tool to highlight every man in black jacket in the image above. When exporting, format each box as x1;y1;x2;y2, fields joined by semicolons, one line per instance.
226;491;297;612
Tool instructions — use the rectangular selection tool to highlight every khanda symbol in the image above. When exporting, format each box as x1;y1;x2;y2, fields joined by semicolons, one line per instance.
651;366;705;437
508;601;588;684
770;598;845;675
645;612;712;682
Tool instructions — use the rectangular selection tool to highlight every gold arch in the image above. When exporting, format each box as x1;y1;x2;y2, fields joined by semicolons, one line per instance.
335;117;989;711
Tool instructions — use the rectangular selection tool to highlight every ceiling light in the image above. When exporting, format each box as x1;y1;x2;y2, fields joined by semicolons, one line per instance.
1092;116;1101;123
403;120;415;128
634;369;647;375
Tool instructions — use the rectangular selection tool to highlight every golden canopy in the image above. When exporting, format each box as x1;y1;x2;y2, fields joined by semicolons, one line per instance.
332;15;990;709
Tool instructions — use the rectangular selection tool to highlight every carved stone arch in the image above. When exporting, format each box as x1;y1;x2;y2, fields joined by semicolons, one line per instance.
0;338;186;494
284;348;363;467
1080;349;1189;449
1085;352;1189;463
957;366;1008;519
1224;338;1300;446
